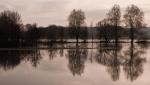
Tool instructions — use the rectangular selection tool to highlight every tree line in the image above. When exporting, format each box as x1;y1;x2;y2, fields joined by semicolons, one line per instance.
68;4;146;42
0;4;147;47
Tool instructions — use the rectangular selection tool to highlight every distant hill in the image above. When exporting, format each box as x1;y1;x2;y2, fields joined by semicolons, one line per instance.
23;26;150;40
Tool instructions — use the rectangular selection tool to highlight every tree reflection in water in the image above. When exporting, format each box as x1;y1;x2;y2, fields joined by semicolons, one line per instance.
0;42;148;82
66;42;88;76
48;42;65;60
21;50;42;67
123;42;146;81
0;49;42;70
95;42;122;81
48;43;59;60
95;42;147;81
0;50;21;71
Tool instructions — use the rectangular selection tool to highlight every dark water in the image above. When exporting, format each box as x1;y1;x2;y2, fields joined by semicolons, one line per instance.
0;42;149;85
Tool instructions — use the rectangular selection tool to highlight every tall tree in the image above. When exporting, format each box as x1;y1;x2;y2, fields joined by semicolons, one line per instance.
97;5;121;42
123;4;145;41
68;9;85;27
107;4;121;42
107;4;121;26
0;10;23;41
123;4;145;28
96;4;121;27
68;9;86;42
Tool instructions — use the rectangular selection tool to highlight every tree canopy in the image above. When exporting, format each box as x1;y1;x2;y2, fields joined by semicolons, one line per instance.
68;9;86;27
0;10;23;40
123;4;145;28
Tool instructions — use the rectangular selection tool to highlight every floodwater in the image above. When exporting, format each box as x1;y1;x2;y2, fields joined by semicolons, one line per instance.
0;42;149;85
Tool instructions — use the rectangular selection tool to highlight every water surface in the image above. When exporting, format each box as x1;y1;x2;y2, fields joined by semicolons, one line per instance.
0;42;149;85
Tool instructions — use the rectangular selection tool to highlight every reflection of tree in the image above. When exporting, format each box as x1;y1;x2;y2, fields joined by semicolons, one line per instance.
48;43;63;60
95;42;147;81
0;51;21;71
48;47;57;60
96;43;122;81
59;43;65;57
123;42;146;81
21;50;41;67
67;43;88;76
0;50;42;70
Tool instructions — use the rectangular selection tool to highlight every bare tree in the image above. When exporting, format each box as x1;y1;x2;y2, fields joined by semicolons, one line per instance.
0;10;23;41
124;4;145;28
68;9;86;42
123;4;145;41
107;4;121;26
68;9;85;27
96;4;121;27
96;5;121;42
0;10;22;25
107;4;121;43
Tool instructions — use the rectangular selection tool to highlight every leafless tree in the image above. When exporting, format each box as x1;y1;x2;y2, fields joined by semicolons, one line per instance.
107;4;121;26
68;9;85;27
107;4;121;42
0;10;23;41
124;4;145;28
96;5;121;42
123;5;145;41
68;9;86;42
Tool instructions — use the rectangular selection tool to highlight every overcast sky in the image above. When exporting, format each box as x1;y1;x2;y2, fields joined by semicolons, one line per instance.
0;0;150;27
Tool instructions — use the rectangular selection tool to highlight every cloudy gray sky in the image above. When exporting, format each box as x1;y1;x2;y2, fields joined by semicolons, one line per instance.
0;0;150;26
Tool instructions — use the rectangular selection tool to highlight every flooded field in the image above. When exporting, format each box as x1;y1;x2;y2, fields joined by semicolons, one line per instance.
0;42;149;85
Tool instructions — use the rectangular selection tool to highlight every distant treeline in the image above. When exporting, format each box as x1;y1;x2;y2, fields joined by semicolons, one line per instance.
0;4;149;48
21;25;148;40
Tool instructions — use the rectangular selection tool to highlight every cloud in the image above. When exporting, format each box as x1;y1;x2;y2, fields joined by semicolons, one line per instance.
0;4;8;11
0;0;150;26
85;9;107;26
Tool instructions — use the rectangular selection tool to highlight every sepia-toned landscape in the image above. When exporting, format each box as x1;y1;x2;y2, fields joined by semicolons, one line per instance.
0;0;150;85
